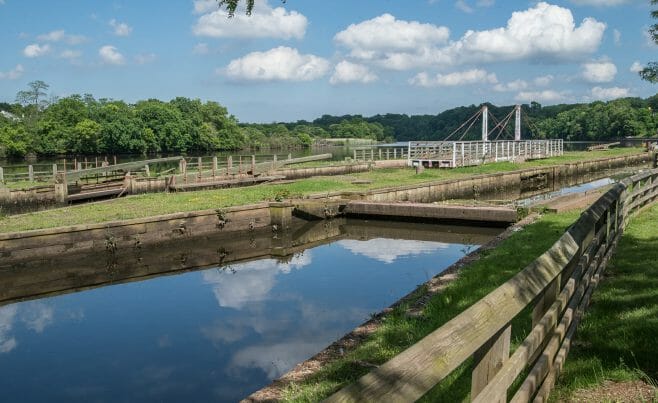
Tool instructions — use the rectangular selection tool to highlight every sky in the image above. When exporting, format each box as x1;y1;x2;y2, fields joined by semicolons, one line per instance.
0;0;657;123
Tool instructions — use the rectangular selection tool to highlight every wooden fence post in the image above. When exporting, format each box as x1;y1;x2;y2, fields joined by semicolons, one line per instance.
28;165;34;181
52;164;58;181
227;156;233;175
251;155;256;175
0;167;3;183
212;156;218;177
144;164;150;177
471;324;512;402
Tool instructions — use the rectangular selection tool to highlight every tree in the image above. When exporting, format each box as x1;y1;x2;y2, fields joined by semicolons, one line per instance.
16;80;50;109
640;0;658;82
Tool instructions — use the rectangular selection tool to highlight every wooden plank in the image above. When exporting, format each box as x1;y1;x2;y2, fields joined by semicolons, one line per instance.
471;324;511;402
63;156;183;182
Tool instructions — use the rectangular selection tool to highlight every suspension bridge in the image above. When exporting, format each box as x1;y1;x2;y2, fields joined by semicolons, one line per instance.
407;105;563;168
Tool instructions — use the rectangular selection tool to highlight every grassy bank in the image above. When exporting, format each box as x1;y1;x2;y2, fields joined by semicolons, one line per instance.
0;149;644;233
277;211;580;402
550;203;658;401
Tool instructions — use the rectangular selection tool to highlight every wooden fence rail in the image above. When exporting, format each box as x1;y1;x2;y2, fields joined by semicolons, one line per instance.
325;168;658;403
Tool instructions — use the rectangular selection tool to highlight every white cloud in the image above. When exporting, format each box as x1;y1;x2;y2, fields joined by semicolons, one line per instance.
330;61;378;85
569;0;631;5
335;3;605;71
0;64;24;80
135;53;156;64
225;46;329;82
23;43;51;58
193;0;217;14
193;0;307;40
193;43;209;55
630;61;644;73
37;30;86;45
59;49;82;60
202;252;311;309
337;239;450;264
410;69;497;87
590;86;631;100
493;79;528;92
109;19;133;36
0;305;18;354
334;13;450;62
20;302;54;333
99;45;125;65
516;90;568;103
534;75;554;86
582;60;617;83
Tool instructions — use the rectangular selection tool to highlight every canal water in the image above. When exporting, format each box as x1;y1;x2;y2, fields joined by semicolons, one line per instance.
0;220;499;402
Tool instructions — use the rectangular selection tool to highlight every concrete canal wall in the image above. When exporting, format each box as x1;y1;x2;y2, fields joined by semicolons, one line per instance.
0;153;651;261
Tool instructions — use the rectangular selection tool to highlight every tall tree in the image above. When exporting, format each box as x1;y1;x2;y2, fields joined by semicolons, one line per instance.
15;80;50;110
640;0;658;82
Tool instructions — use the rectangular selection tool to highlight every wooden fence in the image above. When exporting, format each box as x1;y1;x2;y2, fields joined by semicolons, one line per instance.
325;167;658;402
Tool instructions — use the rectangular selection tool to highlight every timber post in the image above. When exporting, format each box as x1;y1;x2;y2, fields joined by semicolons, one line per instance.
54;173;68;203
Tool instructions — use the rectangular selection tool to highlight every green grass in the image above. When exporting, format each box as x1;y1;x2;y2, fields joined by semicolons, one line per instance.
0;149;644;233
550;203;658;401
281;211;581;402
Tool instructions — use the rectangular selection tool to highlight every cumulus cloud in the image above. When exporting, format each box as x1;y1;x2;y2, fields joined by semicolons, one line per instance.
99;45;125;65
225;46;329;82
410;69;497;87
582;60;617;83
193;0;307;40
493;79;529;92
516;90;568;103
590;86;631;100
334;13;450;64
36;30;86;45
630;61;644;73
335;3;605;71
109;19;133;36
0;64;24;80
330;61;378;85
23;43;51;58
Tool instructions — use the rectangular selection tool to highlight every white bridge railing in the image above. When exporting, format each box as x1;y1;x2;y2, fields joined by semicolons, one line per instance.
407;139;564;168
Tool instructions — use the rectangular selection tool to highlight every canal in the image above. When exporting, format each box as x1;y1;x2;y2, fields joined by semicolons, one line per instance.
0;219;500;402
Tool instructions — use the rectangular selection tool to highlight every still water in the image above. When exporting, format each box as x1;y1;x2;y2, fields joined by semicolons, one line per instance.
0;220;497;402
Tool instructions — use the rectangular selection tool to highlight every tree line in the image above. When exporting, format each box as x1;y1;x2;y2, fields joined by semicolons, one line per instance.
0;81;389;158
1;81;657;159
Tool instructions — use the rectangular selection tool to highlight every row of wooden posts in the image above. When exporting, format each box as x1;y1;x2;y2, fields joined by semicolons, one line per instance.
0;154;296;184
353;148;408;161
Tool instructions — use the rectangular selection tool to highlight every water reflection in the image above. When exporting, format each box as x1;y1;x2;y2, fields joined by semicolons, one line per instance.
0;221;498;402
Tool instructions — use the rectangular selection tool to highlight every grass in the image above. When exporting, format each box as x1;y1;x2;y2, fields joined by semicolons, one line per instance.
550;203;658;401
0;149;644;233
280;211;581;402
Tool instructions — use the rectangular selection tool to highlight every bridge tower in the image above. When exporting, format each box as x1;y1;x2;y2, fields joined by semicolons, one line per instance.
482;105;488;142
515;104;521;141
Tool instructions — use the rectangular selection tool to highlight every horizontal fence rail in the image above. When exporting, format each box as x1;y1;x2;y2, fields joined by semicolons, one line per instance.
325;167;658;402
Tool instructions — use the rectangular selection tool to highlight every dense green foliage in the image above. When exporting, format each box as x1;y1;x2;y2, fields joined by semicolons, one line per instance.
1;81;657;158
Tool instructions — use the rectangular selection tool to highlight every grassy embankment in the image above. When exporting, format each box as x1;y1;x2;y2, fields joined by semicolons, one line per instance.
550;203;658;401
277;210;581;402
0;148;644;233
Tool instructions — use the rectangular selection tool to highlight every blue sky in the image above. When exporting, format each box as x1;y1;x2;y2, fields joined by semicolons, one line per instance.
1;0;657;122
